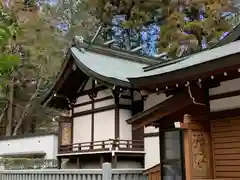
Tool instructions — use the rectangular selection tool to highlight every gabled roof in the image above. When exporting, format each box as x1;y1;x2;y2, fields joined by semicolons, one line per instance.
42;24;240;109
41;38;159;109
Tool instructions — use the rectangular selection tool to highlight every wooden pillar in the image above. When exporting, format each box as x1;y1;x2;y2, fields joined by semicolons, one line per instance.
111;155;117;169
57;157;62;169
183;114;193;180
100;155;104;168
77;157;81;169
183;114;213;180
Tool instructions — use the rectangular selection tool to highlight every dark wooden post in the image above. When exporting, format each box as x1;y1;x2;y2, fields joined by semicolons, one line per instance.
100;155;104;168
57;157;62;169
77;157;81;169
111;154;117;169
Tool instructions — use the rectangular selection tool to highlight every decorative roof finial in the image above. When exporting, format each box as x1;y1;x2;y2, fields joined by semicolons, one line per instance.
75;36;84;44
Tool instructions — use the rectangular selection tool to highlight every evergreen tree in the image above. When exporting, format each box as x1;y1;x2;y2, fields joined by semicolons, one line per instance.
88;0;237;58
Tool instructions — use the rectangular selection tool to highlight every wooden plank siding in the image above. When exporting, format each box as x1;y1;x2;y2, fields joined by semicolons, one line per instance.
211;117;240;179
146;171;160;180
143;164;160;180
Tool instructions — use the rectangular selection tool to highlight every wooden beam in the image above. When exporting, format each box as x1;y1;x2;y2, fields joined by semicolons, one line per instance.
57;157;62;169
131;92;193;130
74;96;113;107
111;155;117;169
73;105;116;117
175;122;204;130
209;89;240;100
91;80;95;142
210;108;240;120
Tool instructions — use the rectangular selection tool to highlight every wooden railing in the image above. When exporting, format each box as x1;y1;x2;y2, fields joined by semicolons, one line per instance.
59;139;144;154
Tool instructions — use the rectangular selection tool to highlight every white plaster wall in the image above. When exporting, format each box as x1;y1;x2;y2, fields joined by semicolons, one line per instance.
95;99;114;108
73;115;91;143
0;134;58;159
117;161;142;168
209;78;240;95
144;136;160;169
144;93;170;110
144;126;160;169
133;91;142;101
96;89;112;99
119;109;132;140
74;104;91;113
210;95;240;112
144;126;159;134
81;162;101;169
94;110;115;141
76;95;91;104
119;98;131;105
209;78;240;112
143;93;164;169
84;78;92;90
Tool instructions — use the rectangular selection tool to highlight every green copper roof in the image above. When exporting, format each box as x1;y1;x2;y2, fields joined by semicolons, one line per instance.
71;40;240;82
70;46;146;83
138;40;240;77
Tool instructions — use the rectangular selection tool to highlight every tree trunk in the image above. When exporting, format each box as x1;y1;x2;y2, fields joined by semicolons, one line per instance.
12;79;42;135
5;77;14;136
0;104;8;124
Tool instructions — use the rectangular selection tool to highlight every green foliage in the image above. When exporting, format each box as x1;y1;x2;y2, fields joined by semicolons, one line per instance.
88;0;237;58
0;7;20;83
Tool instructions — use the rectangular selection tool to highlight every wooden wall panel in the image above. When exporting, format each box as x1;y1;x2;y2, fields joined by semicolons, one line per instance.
211;117;240;179
144;165;160;180
147;171;160;180
61;122;72;145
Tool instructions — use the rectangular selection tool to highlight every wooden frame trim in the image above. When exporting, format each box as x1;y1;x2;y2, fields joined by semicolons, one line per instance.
74;95;113;108
119;104;132;110
209;89;240;100
210;108;240;120
71;107;74;144
73;105;116;117
79;85;107;96
58;121;62;154
143;163;160;175
121;95;132;99
144;132;159;137
91;80;95;142
115;93;120;139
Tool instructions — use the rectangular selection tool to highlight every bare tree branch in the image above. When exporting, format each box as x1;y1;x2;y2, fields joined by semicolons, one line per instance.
0;104;8;124
12;78;44;135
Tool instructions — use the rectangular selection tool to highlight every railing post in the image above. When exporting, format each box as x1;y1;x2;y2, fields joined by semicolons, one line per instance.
102;162;112;180
0;157;5;170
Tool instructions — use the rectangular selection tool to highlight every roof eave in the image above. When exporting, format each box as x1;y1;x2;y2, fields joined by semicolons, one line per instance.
70;46;133;89
128;53;240;89
41;51;72;107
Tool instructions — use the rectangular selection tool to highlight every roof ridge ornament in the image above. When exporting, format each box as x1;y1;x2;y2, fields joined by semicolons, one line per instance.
75;36;84;44
74;36;86;53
